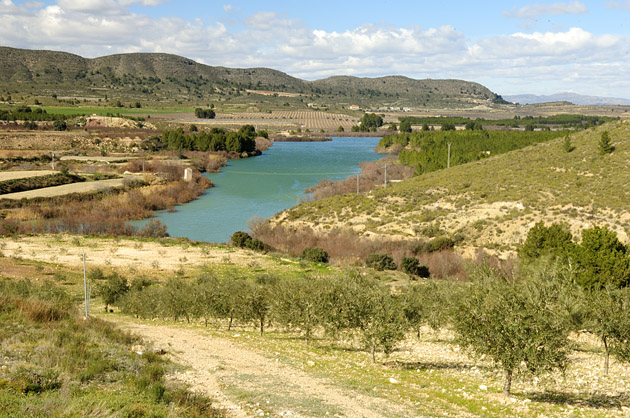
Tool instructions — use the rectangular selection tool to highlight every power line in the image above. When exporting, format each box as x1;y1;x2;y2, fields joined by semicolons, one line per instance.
219;170;360;176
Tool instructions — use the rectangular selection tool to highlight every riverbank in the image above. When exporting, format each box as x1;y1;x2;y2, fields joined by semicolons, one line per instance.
139;137;383;243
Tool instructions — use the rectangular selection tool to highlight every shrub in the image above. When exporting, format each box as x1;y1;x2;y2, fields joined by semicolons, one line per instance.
429;236;455;252
401;257;430;277
231;231;251;248
245;238;268;252
365;254;397;271
53;120;67;131
519;222;574;261
301;247;329;263
401;257;419;275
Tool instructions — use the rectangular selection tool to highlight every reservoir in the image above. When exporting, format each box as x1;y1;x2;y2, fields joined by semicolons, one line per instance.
148;137;382;243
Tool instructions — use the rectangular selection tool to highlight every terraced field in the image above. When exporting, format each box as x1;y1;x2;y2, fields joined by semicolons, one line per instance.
214;110;360;131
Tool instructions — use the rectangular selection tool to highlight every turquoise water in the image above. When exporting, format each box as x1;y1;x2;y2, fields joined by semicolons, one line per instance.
147;137;382;243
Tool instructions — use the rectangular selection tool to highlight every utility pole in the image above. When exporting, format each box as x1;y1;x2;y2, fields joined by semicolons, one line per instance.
356;173;360;194
82;249;89;318
384;163;388;189
51;152;55;170
447;142;452;168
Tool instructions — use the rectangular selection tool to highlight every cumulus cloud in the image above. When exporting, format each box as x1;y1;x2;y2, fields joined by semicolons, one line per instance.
0;2;628;97
604;1;630;9
119;0;169;5
503;0;588;19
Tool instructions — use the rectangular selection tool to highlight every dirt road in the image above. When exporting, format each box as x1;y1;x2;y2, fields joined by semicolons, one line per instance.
0;170;57;181
113;319;416;418
0;176;134;199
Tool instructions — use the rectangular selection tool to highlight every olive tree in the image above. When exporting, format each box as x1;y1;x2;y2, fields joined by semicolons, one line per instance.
452;265;574;396
322;274;406;362
582;286;630;374
97;273;129;312
272;276;326;343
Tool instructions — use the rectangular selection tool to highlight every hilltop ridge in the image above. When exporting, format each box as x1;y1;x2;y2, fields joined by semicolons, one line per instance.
0;46;502;108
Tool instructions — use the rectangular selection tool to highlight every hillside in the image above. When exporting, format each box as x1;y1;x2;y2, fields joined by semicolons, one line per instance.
0;46;502;108
505;92;630;106
267;120;630;255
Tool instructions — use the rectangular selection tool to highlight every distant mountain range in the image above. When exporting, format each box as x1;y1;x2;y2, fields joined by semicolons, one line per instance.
0;46;503;108
503;93;630;106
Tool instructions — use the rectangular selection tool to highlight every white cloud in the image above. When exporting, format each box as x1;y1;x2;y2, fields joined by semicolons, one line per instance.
503;0;588;19
119;0;169;6
604;1;630;9
57;0;120;13
223;4;232;13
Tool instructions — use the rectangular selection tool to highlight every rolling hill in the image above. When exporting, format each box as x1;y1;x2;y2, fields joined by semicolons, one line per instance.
504;92;630;106
0;46;503;108
264;120;630;256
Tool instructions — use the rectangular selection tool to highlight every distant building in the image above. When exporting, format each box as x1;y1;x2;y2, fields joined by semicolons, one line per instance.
348;105;360;111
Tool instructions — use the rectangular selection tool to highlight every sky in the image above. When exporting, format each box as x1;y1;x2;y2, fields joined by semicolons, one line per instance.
1;0;629;98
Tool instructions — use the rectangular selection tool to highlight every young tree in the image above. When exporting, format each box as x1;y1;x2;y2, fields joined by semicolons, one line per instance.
519;222;574;261
572;226;630;289
321;274;406;362
272;276;326;343
215;278;251;330
192;273;220;327
97;273;129;312
244;275;277;336
562;135;574;153
399;119;412;133
160;278;194;323
598;130;613;155
402;281;450;339
582;286;630;374
452;265;574;396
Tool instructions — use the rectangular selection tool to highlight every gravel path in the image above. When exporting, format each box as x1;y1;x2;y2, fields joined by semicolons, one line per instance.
0;170;57;181
113;319;415;418
0;177;134;199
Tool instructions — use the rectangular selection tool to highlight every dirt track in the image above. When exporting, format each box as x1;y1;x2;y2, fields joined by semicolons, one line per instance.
0;170;57;181
113;319;416;418
0;176;136;199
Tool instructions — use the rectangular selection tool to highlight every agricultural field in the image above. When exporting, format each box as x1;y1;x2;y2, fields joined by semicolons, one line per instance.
205;110;360;132
1;236;630;418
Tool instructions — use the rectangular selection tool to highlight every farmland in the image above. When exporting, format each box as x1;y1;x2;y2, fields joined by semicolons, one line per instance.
2;235;630;417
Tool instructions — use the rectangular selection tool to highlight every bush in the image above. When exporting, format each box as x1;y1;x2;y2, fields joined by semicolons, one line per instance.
301;247;329;263
365;254;397;271
53;120;67;131
519;222;574;261
429;236;455;252
401;257;430;277
231;231;252;248
245;238;268;252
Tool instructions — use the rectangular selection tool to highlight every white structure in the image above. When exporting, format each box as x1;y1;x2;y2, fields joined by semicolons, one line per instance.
184;167;193;182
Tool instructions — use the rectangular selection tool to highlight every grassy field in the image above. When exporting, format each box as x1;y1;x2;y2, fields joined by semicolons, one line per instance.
40;105;195;116
0;272;224;418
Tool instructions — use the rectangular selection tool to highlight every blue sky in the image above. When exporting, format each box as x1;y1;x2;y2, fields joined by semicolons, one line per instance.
1;0;629;98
